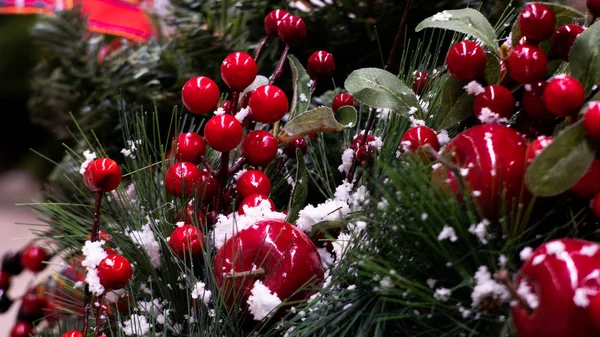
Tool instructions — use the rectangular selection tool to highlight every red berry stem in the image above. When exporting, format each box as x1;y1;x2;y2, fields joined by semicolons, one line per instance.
213;152;230;214
384;0;414;71
94;293;105;337
494;269;533;314
223;267;265;280
229;92;239;115
228;157;247;176
254;36;270;61
199;155;215;175
268;44;290;84
82;191;104;335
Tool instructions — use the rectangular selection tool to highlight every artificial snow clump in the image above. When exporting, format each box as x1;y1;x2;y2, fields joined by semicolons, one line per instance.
247;280;282;321
127;219;162;268
437;129;450;146
214;107;226;115
233;169;248;181
332;232;352;258
471;266;510;307
82;240;108;296
338;148;355;174
122;314;151;336
580;245;599;256
546;241;566;256
191;281;212;306
574;288;590;308
532;254;546;266
469;219;490;244
520;246;533;261
80;150;97;174
478;108;508;124
515;279;539;310
432;10;452;21
235;107;250;122
121;140;142;158
463;81;485;95
434;288;452;302
438;225;458;242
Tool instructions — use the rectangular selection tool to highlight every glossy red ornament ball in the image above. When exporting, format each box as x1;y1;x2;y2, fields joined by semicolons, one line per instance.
473;85;515;120
83;158;122;193
168;225;204;258
592;192;600;219
221;52;257;92
242;131;279;167
356;145;376;168
543;75;585;117
350;134;375;151
61;330;83;337
204;114;243;152
571;159;600;198
248;85;289;124
0;272;10;291
264;9;289;36
587;0;600;17
522;82;555;120
97;254;133;290
237;170;272;198
175;132;206;164
10;322;34;337
412;71;429;95
506;45;548;84
285;137;308;157
445;41;486;82
400;126;440;153
21;246;49;273
176;205;206;227
238;194;276;215
584;102;600;142
277;15;306;45
165;162;202;198
518;3;556;43
526;136;553;164
332;93;354;111
307;51;335;79
181;76;220;115
551;24;585;61
197;169;217;201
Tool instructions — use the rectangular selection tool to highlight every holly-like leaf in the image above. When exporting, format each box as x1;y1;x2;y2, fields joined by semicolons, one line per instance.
344;68;421;116
286;148;308;224
415;8;498;50
288;54;312;119
570;21;600;93
484;54;501;85
279;106;357;143
433;75;475;130
525;120;596;197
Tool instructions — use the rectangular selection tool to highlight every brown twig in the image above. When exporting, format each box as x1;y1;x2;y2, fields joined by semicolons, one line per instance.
494;269;533;314
82;191;104;334
269;44;290;84
254;36;270;61
94;294;106;337
384;0;414;71
199;155;215;175
228;157;247;176
223;267;266;280
229;92;240;115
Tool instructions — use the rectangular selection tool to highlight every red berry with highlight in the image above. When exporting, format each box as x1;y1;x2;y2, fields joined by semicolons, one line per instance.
332;93;354;111
307;51;335;79
446;41;486;82
237;170;271;198
551;24;585;61
571;159;600;198
587;0;600;17
176;205;206;227
21;246;49;272
278;15;306;45
412;71;429;95
506;45;548;84
221;52;257;91
62;331;83;337
350;134;375;151
526;136;553;164
518;3;556;43
400;126;440;153
10;322;34;337
264;9;289;36
165;162;202;198
97;254;133;290
0;272;10;291
83;158;122;193
181;76;220;114
522;82;555;120
543;75;585;117
285;137;307;157
584;102;600;142
473;85;515;120
204;114;243;152
197;169;217;201
248;85;289;124
238;194;276;215
242;130;279;166
175;132;206;164
356;145;376;168
168;225;204;258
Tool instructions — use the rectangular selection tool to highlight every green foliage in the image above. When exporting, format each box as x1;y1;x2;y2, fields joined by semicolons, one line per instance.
286;148;308;224
433;75;476;130
570;21;600;94
287;54;311;119
280;106;357;142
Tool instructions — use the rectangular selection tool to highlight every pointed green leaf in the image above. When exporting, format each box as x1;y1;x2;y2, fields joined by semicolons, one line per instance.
415;8;498;50
288;54;312;118
286;148;308;223
434;75;475;130
525;120;596;197
344;68;421;116
279;106;357;143
484;54;501;85
570;21;600;93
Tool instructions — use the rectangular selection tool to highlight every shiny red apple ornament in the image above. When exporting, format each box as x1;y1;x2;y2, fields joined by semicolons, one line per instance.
83;158;122;193
168;225;204;258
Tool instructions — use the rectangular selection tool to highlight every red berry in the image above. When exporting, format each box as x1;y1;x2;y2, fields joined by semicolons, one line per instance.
21;292;45;316
197;169;217;201
518;3;556;43
332;93;354;111
584;102;600;142
86;231;113;244
165;162;202;198
237;170;271;198
168;225;204;258
473;85;515;120
248;85;289;124
264;9;289;36
571;159;600;198
350;134;375;151
551;24;585;61
238;194;276;215
62;330;83;337
543;75;585;117
278;15;306;45
221;100;231;113
176;205;206;227
522;82;555;120
307;51;335;79
592;192;600;219
0;272;10;291
10;322;34;337
221;52;257;91
526;136;553;164
242;130;279;167
356;145;376;167
400;126;440;153
285;138;308;157
21;246;49;273
83;158;122;193
412;71;429;95
506;45;548;83
97;254;132;290
115;293;135;313
204;114;243;152
181;76;220;115
175;132;206;164
446;41;486;82
588;0;600;17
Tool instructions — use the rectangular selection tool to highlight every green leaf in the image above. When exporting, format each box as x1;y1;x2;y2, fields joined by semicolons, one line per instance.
433;75;475;130
525;120;596;197
484;54;501;85
288;54;312;119
415;8;498;50
286;148;308;223
344;68;421;116
570;21;600;93
279;106;357;143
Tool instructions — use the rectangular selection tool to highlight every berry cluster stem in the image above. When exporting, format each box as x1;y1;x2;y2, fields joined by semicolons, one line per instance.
269;44;290;84
254;36;270;61
94;294;106;336
82;191;104;335
228;157;247;176
494;269;533;314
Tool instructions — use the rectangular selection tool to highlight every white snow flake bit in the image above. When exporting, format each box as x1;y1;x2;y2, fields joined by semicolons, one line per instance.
247;280;282;321
469;219;490;244
80;150;97;174
378;276;394;292
347;284;357;291
471;265;510;307
296;199;350;233
338;148;355;174
421;213;429;221
437;129;450;146
532;254;546;265
478;108;508;124
332;232;352;258
434;288;452;302
524;84;532;91
82;240;108;296
121;140;142;159
367;137;383;151
546;241;566;256
458;306;471;318
520;247;533;261
408;106;419;115
235;107;250;122
191;281;212;306
300;93;309;102
463;81;485;96
503;32;512;49
342;303;353;310
498;254;507;267
431;163;442;170
409;115;426;127
432;10;453;21
574;288;591;308
472;190;482;197
175;221;185;228
426;278;437;289
233;169;248;181
127;220;161;268
438;225;458;242
214;107;226;115
580;245;599;256
307;79;314;88
515;280;539;310
121;314;151;336
376;108;391;119
317;248;334;268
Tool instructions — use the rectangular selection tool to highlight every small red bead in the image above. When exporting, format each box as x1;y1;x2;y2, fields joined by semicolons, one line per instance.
350;134;375;151
237;170;271;198
168;225;204;258
285;137;308;157
543;75;585;117
238;194;275;215
20;292;45;316
584;102;600;142
0;272;10;291
21;246;49;273
446;41;486;82
248;85;289;124
412;71;429;95
506;45;548;84
221;100;232;113
175;132;206;164
204;114;243;152
356;145;376;168
571;159;600;198
176;205;206;227
61;330;83;337
83;158;122;193
400;126;440;153
242;130;279;166
10;322;34;337
521;82;555;120
588;0;600;17
518;3;556;43
87;231;113;244
181;76;220;115
332;93;354;111
165;162;202;198
197;169;217;201
551;24;585;61
277;15;306;45
526;136;553;164
264;9;289;36
97;254;132;290
307;51;335;79
473;85;515;120
221;52;257;92
592;192;600;219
